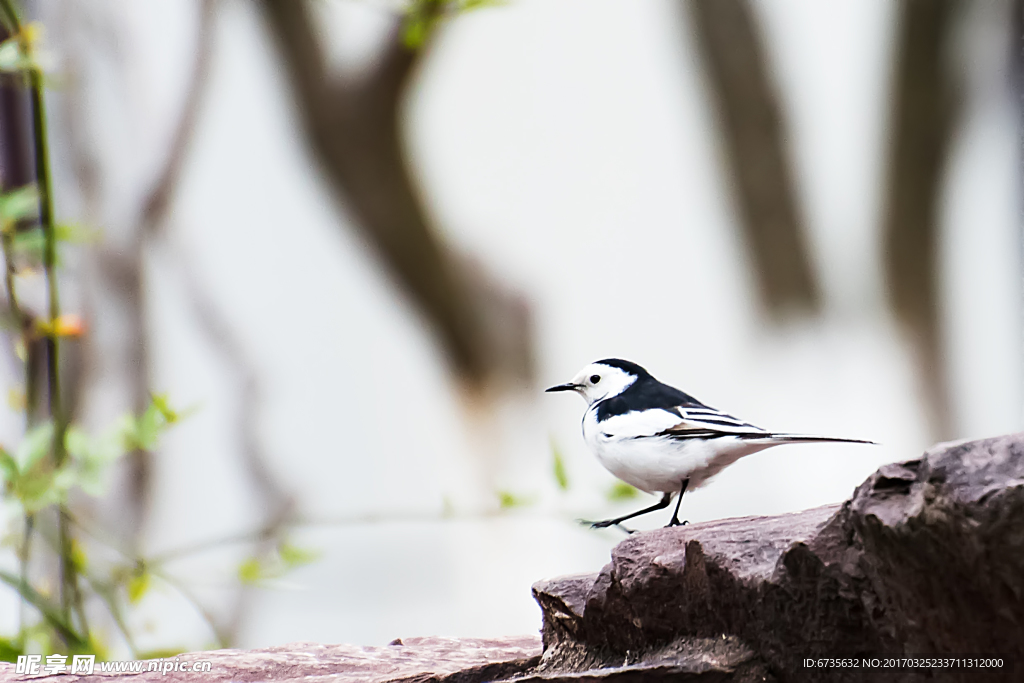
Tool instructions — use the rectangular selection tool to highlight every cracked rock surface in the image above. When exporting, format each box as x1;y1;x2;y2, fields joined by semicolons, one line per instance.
0;637;542;683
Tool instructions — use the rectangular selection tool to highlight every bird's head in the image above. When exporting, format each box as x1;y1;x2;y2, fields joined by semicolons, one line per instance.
545;358;649;406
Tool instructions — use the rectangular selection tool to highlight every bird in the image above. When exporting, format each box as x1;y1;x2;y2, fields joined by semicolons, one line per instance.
546;358;874;531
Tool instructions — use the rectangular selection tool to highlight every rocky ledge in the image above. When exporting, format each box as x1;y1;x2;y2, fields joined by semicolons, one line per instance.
0;637;542;683
531;433;1024;682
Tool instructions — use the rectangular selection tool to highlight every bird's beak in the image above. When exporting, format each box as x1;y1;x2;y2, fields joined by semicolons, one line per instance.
545;382;580;393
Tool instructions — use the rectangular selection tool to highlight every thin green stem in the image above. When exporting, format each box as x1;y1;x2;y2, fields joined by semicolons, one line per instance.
27;66;62;445
151;571;228;648
0;569;87;650
1;230;24;324
78;573;137;658
17;513;33;640
9;6;82;632
65;515;225;650
0;0;18;33
27;64;74;624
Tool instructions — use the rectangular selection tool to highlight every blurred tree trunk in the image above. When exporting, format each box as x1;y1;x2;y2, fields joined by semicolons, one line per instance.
882;0;957;440
257;0;533;389
688;0;820;317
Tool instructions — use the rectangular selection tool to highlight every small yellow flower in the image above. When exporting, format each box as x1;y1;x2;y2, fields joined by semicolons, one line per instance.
36;313;86;338
21;22;43;51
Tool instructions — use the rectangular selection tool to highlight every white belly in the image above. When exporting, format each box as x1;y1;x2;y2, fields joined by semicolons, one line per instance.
582;408;773;493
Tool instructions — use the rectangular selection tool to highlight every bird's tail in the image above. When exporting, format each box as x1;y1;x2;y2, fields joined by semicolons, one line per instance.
762;434;876;445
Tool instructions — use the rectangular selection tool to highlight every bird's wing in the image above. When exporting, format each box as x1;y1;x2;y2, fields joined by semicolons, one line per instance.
657;405;770;440
597;407;688;439
660;406;876;445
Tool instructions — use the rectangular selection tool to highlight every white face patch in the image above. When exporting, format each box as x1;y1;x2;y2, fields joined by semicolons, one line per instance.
570;363;637;406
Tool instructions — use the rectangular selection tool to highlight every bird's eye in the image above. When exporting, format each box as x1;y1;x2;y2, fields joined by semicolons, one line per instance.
590;374;601;384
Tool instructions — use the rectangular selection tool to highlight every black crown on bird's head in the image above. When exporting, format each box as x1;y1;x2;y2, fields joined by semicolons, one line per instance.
594;358;652;380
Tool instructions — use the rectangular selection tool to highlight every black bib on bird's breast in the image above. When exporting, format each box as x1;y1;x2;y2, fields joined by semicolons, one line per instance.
594;377;703;422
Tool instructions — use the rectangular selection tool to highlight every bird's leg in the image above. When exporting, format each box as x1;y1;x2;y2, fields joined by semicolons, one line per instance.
666;478;690;527
581;492;672;530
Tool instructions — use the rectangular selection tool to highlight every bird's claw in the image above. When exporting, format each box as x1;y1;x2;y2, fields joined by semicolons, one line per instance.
579;519;637;534
665;519;689;528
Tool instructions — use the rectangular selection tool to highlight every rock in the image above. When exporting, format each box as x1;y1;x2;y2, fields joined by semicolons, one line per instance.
531;434;1024;682
514;635;773;682
0;636;541;683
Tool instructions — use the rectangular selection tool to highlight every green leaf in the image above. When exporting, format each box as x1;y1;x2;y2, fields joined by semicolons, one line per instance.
150;393;180;423
498;490;535;509
551;440;569;491
69;538;88;573
127;572;150;604
237;557;262;585
9;227;43;260
0;636;24;663
607;481;640;501
458;0;503;11
17;470;63;513
402;0;504;47
0;447;17;483
402;16;430;48
55;222;97;244
0;186;38;226
238;540;321;586
64;426;90;460
65;424;126;496
278;542;319;568
10;223;97;263
120;394;181;452
14;421;53;472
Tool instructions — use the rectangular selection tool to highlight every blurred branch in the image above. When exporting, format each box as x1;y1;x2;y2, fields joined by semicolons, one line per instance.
151;570;231;648
257;0;533;387
61;0;295;647
169;242;296;645
82;0;218;546
882;0;958;440
688;0;820;317
139;0;218;235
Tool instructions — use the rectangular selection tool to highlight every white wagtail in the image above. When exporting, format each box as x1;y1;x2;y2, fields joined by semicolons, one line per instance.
547;359;874;530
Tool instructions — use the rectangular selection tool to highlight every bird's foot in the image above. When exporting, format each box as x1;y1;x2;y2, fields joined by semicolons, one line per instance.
579;519;637;534
665;518;689;528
